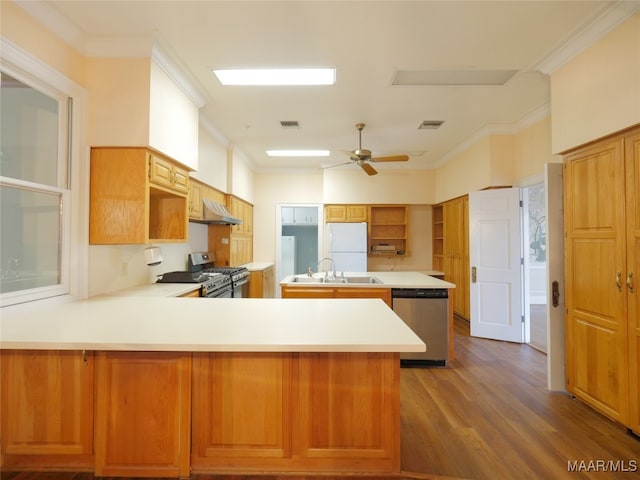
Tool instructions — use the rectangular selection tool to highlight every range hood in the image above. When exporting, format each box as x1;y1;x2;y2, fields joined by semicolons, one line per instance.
200;199;242;225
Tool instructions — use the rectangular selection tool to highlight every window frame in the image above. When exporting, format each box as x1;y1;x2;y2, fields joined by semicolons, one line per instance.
1;38;89;308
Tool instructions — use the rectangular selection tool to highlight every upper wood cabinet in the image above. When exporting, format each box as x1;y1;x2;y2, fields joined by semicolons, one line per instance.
325;205;368;223
1;350;95;469
90;147;189;244
368;205;408;257
208;195;254;267
564;125;639;435
188;180;204;220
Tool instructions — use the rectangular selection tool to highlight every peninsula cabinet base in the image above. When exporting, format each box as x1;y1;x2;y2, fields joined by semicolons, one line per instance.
191;352;401;475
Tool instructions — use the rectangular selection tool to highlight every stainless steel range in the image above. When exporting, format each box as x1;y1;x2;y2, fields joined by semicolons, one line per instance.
156;263;232;298
188;252;250;298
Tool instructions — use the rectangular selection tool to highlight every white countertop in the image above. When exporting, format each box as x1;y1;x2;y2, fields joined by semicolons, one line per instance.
281;271;455;289
242;262;274;271
0;296;425;353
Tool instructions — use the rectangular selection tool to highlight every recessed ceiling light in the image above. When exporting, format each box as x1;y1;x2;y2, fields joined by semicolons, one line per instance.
266;150;330;157
213;68;336;86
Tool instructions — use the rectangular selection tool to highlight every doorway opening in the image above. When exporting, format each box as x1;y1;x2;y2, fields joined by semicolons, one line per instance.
275;203;323;297
523;182;547;353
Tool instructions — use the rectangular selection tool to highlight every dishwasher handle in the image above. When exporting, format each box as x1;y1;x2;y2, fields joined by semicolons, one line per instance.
391;288;448;299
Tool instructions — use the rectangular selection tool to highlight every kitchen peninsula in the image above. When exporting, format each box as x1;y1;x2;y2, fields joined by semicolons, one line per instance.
0;294;424;477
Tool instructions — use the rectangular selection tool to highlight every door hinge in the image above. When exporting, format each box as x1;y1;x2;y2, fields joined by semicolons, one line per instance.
520;257;524;265
519;200;523;207
521;315;525;323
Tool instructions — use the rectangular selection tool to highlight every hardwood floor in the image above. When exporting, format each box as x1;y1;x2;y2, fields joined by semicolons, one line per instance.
3;318;638;480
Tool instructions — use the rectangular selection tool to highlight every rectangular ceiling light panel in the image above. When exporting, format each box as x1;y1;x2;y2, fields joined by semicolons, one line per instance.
213;68;336;86
393;69;518;86
266;150;330;157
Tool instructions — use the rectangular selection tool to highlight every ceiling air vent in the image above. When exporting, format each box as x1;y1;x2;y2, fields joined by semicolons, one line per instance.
418;121;444;130
280;120;300;129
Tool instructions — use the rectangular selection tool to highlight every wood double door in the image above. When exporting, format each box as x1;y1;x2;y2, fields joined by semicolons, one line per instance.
564;126;639;434
442;196;470;319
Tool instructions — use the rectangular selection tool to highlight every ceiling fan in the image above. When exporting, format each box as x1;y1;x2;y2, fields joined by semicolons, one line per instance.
327;123;409;176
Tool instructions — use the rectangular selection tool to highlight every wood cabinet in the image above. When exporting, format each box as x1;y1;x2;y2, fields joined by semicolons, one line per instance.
368;205;408;256
148;152;189;194
188;179;203;220
249;265;275;298
564;125;639;435
191;351;400;474
439;196;469;319
432;204;444;271
95;351;191;477
208;196;254;266
325;204;368;222
90;147;189;244
281;285;392;307
229;195;254;235
0;350;94;469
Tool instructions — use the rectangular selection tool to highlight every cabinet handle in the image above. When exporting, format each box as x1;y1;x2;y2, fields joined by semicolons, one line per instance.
471;266;477;283
627;272;634;293
82;349;88;365
616;272;622;291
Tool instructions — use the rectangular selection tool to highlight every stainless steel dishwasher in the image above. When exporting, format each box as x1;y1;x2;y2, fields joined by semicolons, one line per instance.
391;288;449;366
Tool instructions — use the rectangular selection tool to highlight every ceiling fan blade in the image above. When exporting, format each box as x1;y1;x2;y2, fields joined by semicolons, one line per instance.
359;161;378;176
370;154;409;163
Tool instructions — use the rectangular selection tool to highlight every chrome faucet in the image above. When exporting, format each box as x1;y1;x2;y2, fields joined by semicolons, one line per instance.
317;257;336;280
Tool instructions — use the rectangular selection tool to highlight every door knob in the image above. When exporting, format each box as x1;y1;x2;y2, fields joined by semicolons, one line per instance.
552;280;560;308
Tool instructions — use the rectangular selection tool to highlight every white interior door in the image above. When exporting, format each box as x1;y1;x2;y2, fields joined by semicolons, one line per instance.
469;188;524;342
545;163;566;391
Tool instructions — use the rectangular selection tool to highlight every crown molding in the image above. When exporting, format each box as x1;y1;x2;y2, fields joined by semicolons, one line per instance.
535;0;640;75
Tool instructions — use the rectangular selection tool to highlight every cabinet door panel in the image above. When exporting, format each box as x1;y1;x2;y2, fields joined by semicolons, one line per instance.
298;352;400;471
564;138;628;424
1;350;94;457
95;352;191;477
191;353;292;469
626;130;640;434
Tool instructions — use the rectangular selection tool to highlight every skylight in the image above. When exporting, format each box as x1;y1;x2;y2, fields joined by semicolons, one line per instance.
213;68;336;86
266;150;330;157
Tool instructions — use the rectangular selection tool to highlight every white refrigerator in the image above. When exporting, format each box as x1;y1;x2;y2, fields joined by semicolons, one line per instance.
327;222;367;272
280;236;296;279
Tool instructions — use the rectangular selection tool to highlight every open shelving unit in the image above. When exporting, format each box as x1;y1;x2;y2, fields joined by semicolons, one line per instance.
432;204;444;270
367;205;408;256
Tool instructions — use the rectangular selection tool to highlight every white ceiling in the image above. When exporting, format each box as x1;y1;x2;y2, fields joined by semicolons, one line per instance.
16;1;637;174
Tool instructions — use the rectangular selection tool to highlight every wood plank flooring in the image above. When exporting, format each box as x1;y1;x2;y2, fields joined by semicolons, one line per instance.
3;317;638;480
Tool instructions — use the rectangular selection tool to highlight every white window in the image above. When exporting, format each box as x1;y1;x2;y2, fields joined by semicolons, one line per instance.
1;40;87;307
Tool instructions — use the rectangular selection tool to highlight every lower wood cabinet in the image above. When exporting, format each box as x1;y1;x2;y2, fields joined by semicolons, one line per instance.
248;265;275;298
191;351;400;474
2;349;400;475
94;351;192;477
0;350;95;470
281;286;392;307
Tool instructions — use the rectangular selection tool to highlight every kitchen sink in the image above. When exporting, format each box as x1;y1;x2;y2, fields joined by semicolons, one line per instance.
290;275;383;285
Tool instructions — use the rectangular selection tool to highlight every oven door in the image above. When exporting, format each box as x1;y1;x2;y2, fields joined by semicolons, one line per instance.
204;286;233;298
232;277;249;298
